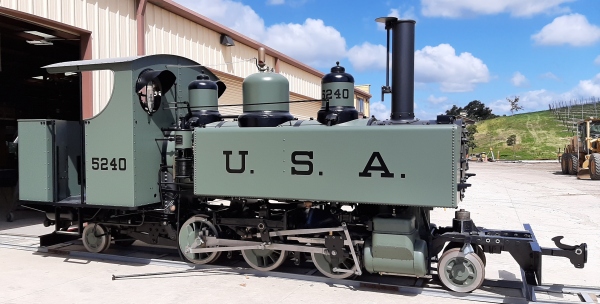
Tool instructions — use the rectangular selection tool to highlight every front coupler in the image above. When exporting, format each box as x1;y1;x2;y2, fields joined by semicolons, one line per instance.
431;209;587;287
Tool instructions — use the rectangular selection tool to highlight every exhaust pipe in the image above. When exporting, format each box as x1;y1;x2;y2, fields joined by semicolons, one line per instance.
377;17;416;122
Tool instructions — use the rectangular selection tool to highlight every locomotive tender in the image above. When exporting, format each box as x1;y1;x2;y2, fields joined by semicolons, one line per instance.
18;17;587;293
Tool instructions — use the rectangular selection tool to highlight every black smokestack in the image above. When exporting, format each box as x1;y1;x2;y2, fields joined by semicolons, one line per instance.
390;20;415;122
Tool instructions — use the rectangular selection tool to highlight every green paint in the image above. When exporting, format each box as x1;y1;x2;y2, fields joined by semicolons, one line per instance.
194;123;460;207
322;82;354;107
189;89;218;110
242;71;289;112
18;120;80;202
40;55;220;207
363;216;428;276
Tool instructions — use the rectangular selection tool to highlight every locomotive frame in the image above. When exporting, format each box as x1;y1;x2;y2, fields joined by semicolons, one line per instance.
17;17;586;295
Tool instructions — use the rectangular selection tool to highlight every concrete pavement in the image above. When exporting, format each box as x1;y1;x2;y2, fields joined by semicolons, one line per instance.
1;161;598;303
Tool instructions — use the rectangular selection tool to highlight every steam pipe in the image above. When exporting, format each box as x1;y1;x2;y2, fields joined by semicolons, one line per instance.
390;20;415;122
383;27;390;102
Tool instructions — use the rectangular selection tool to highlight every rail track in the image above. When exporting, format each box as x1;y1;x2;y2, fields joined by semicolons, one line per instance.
1;233;597;304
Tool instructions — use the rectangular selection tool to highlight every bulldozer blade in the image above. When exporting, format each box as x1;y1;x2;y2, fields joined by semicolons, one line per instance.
577;168;591;180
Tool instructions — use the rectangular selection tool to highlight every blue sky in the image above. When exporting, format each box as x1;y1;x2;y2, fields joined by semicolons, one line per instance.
174;0;600;120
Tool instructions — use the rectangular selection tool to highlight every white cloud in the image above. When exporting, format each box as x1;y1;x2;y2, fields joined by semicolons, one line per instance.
414;44;490;92
532;14;600;46
267;0;284;5
421;0;573;18
347;43;387;72
571;73;600;97
427;95;448;104
490;73;600;115
595;55;600;65
490;90;556;115
515;90;557;110
264;19;346;67
511;72;529;87
377;7;416;30
540;72;560;81
348;43;489;92
179;0;266;41
370;102;391;120
489;99;513;114
174;0;345;68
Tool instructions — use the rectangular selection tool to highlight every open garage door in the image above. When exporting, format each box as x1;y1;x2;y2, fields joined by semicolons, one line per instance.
0;11;87;221
0;14;81;170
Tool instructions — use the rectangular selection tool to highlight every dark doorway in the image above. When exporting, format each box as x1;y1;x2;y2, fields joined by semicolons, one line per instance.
0;14;80;172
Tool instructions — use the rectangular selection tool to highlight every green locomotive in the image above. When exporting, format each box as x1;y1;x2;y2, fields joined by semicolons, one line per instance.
18;17;586;294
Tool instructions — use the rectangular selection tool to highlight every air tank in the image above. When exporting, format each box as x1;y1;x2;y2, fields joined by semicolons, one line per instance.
185;72;222;128
238;70;294;127
317;62;358;125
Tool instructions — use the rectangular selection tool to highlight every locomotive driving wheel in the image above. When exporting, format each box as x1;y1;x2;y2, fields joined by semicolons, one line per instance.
242;248;287;271
82;223;111;253
311;252;357;279
438;248;485;293
178;216;221;264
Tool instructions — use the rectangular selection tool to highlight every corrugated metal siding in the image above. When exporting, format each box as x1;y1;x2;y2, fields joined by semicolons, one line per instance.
0;0;137;115
145;3;275;80
278;61;321;100
211;70;319;120
145;3;321;103
290;93;320;120
2;1;322;115
354;85;371;117
211;69;243;116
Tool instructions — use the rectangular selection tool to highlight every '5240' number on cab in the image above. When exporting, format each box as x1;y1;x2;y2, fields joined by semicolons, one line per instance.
91;157;127;171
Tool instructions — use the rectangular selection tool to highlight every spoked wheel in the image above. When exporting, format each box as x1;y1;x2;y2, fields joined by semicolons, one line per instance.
438;248;485;293
311;252;357;279
242;249;287;271
178;216;221;265
444;242;486;267
82;223;111;253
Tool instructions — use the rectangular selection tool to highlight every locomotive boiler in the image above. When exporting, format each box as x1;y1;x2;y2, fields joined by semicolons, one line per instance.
17;17;587;293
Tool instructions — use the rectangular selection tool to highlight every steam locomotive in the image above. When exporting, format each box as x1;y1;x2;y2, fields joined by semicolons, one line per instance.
18;17;586;293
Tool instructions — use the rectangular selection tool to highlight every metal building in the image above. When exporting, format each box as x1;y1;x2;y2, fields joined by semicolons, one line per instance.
0;0;371;120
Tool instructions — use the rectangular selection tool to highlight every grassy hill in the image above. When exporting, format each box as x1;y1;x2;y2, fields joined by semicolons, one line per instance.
471;110;572;160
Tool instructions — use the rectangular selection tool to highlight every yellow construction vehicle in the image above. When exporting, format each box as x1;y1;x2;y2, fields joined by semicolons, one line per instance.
560;118;600;180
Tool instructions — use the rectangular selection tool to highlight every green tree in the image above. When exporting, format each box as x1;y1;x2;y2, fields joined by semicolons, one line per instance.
445;105;463;116
466;124;478;150
506;134;517;159
463;100;497;121
507;96;524;116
